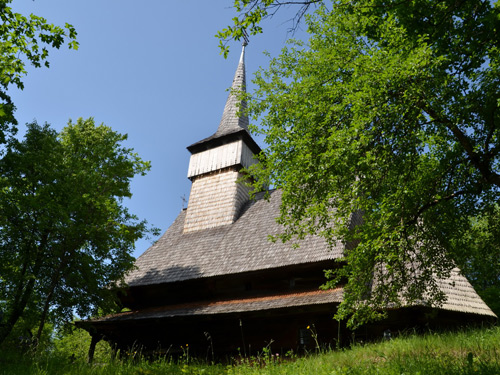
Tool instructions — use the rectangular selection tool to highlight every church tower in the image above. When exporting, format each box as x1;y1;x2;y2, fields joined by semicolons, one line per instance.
183;44;261;233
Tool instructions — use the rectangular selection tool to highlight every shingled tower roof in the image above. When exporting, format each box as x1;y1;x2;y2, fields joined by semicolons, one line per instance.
216;43;249;135
187;44;259;154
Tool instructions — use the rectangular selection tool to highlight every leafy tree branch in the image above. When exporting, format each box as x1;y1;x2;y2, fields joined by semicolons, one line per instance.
0;119;156;345
0;0;78;141
234;0;499;327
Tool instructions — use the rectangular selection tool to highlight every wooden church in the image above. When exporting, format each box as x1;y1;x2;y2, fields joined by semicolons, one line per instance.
81;45;496;358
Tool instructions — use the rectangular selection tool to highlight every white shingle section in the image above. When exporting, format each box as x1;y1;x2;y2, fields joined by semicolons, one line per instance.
187;140;256;178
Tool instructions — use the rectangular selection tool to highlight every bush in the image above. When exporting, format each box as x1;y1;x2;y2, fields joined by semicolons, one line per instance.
53;327;113;363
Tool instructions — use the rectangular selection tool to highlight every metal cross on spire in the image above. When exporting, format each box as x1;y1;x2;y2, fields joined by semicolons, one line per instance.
242;29;249;47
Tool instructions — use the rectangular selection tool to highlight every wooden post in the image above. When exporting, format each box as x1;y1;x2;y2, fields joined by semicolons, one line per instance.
337;319;341;349
88;334;101;363
111;342;118;361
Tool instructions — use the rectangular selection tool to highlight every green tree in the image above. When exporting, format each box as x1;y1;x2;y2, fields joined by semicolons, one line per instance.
217;0;321;57
0;118;154;345
454;205;500;316
0;0;78;141
225;0;500;326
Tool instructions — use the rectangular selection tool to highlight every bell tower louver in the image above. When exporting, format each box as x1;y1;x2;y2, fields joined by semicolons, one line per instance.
183;44;261;233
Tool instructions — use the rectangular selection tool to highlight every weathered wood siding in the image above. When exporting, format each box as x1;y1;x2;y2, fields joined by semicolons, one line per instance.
183;168;251;233
187;140;255;179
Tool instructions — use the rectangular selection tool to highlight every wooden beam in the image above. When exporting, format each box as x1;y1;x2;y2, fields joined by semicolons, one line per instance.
88;334;101;363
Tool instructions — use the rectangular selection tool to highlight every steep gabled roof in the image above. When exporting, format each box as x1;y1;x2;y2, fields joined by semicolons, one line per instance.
437;268;496;316
124;189;496;318
125;190;342;287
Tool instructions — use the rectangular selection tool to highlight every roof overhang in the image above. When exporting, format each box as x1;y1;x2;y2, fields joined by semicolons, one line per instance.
187;129;261;156
81;288;343;325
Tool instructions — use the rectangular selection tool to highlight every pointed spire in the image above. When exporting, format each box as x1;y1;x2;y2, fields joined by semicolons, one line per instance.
214;43;249;137
187;42;260;156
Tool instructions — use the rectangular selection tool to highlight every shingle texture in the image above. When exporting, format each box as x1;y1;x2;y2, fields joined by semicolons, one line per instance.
437;268;496;316
187;46;250;151
214;45;249;136
126;190;341;287
183;168;251;233
92;289;343;322
125;189;496;318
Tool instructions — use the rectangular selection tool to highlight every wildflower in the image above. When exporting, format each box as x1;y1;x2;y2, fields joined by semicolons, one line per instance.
307;325;310;329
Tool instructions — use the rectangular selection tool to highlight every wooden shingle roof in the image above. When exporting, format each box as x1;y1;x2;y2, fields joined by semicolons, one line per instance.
187;44;257;154
125;190;342;287
438;269;496;316
125;189;496;318
91;289;343;322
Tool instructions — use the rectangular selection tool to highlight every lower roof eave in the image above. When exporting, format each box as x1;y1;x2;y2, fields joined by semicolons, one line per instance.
80;288;343;327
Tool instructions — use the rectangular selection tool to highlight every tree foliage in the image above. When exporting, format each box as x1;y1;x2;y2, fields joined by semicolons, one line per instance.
227;0;500;326
217;0;322;57
454;205;500;317
0;118;154;345
0;0;78;141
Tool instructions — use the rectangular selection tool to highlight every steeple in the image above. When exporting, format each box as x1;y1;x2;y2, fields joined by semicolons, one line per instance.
183;44;260;233
187;43;259;155
215;43;249;137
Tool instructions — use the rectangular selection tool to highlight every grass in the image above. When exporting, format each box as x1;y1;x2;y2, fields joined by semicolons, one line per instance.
1;326;499;375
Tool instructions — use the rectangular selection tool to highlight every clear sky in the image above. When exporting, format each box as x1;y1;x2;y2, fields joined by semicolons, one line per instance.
9;1;308;257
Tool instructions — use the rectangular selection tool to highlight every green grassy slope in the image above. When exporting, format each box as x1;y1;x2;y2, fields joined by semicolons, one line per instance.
1;326;499;375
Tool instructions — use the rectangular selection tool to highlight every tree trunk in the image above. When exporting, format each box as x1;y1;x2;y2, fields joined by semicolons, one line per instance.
35;248;70;343
0;277;37;345
0;233;49;346
35;288;55;344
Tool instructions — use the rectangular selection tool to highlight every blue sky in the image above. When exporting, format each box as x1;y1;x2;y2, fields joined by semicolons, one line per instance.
9;1;308;257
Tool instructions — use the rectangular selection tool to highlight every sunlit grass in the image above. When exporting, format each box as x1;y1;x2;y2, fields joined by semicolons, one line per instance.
1;326;499;375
